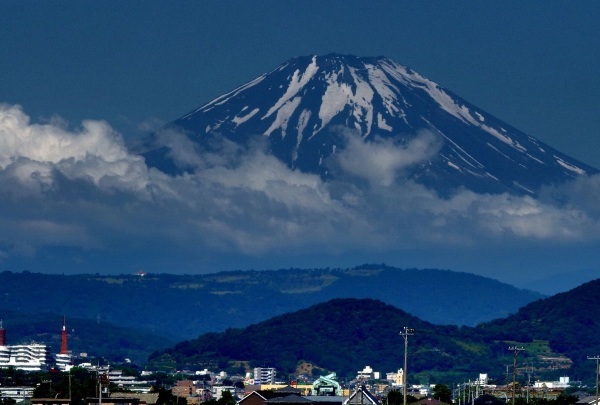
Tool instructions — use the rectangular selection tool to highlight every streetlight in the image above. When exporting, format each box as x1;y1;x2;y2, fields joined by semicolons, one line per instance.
588;356;600;405
508;347;524;405
400;327;415;405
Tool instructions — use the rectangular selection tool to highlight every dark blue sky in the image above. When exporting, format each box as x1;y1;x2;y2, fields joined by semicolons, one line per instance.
1;1;600;293
2;1;600;168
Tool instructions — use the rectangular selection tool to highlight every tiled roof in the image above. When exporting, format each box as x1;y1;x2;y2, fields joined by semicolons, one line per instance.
266;394;313;404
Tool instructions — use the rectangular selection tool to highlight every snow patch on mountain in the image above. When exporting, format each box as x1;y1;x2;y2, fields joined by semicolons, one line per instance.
264;56;318;119
265;97;302;138
233;107;260;126
556;157;587;175
377;113;392;131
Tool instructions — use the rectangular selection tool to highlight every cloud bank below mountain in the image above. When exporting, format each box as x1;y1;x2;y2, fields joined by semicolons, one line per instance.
1;104;599;289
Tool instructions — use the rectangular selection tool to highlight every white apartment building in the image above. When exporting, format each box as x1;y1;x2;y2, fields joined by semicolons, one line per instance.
0;343;52;372
253;367;276;384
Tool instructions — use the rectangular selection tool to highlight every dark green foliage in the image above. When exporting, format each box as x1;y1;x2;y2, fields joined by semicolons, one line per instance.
0;398;16;405
148;298;502;380
385;390;418;405
432;384;452;403
28;367;100;405
202;390;236;405
0;266;542;346
156;387;188;405
152;275;600;387
479;278;600;381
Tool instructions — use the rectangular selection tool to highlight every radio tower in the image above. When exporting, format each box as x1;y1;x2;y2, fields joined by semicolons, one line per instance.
0;319;5;346
60;317;68;354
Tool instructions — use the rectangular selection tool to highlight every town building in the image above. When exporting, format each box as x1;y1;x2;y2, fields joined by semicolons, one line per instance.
386;369;404;387
0;386;36;403
0;319;71;372
254;367;277;385
0;343;53;371
357;366;380;381
343;385;380;405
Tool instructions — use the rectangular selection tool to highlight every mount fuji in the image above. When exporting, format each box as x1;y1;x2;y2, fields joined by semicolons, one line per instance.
142;54;597;196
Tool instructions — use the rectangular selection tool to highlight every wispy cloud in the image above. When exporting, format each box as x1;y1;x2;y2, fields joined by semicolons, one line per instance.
1;104;599;279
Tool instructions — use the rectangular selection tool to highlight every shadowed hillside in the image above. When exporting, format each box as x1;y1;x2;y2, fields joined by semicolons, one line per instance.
0;266;542;342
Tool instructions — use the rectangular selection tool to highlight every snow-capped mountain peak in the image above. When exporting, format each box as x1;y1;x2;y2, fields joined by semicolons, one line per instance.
146;54;598;196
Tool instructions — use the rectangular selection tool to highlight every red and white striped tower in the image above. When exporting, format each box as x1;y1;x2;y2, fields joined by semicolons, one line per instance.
0;319;5;346
60;317;68;354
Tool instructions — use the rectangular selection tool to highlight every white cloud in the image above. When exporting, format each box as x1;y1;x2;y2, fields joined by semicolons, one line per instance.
329;128;442;186
1;104;600;276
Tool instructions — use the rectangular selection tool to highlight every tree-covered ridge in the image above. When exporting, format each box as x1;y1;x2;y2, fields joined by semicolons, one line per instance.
0;265;543;342
149;298;505;381
478;278;600;381
150;287;600;386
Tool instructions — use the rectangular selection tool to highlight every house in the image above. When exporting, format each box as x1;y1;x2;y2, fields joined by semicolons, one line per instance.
577;396;600;405
109;393;159;405
238;389;289;405
173;380;196;397
266;394;314;405
238;385;350;405
412;398;451;405
343;385;380;405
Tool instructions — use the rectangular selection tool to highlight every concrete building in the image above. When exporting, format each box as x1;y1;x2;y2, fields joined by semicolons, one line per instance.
254;367;277;385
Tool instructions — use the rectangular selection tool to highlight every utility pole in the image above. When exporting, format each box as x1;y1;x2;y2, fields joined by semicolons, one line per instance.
588;356;600;405
509;347;525;405
400;327;415;405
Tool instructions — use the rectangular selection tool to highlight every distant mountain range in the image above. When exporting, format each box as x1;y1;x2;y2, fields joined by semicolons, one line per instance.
0;266;542;344
3;268;599;384
153;277;600;385
141;54;597;196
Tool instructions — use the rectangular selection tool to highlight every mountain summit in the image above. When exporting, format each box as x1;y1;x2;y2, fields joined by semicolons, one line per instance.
144;54;597;195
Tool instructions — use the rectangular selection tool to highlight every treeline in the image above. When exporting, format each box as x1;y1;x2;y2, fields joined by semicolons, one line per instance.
149;298;510;381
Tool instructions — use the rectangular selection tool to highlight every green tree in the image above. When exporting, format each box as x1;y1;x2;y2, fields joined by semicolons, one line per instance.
218;390;237;405
156;387;187;405
385;390;418;405
432;384;452;403
32;368;99;405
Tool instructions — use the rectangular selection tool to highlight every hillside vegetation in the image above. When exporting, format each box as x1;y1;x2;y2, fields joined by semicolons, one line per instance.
149;299;508;382
0;265;542;342
150;278;600;386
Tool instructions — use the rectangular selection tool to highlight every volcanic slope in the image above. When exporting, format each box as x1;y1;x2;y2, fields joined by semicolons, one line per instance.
143;54;597;196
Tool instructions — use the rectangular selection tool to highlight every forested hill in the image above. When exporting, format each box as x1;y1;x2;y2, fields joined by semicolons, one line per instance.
0;265;542;341
478;277;600;379
149;298;498;379
150;279;600;385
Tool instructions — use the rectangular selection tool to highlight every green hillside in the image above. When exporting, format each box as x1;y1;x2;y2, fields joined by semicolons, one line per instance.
479;278;600;382
0;266;543;341
150;284;600;386
148;298;507;383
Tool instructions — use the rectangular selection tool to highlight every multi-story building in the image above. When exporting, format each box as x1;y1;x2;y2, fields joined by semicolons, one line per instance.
253;367;276;385
0;343;53;371
386;369;405;387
